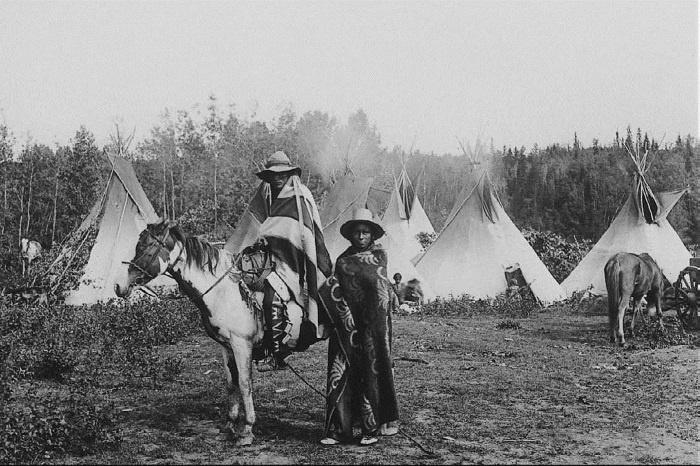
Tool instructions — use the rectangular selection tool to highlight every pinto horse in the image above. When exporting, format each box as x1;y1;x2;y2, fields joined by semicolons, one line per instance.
115;219;264;446
604;252;665;345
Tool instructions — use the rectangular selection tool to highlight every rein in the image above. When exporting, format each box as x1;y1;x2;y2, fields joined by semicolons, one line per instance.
189;261;239;299
190;247;274;299
125;225;274;301
123;227;184;282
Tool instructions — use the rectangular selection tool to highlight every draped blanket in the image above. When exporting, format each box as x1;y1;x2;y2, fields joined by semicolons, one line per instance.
320;243;399;439
225;176;332;346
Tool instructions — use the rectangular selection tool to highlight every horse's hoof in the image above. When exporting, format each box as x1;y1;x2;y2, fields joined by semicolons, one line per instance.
234;434;254;447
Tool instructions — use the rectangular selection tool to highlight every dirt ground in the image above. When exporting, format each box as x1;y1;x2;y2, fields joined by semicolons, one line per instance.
60;303;698;465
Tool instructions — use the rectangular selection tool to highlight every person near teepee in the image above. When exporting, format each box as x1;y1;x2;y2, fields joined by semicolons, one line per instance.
320;208;399;446
242;151;333;371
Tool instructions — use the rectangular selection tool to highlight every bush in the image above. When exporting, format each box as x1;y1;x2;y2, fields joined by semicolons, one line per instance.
0;297;200;461
422;292;540;318
416;231;437;250
0;390;119;463
522;227;592;282
0;300;200;463
496;319;522;330
1;299;199;383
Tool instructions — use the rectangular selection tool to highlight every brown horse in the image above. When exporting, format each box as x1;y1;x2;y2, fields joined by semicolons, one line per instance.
604;252;665;345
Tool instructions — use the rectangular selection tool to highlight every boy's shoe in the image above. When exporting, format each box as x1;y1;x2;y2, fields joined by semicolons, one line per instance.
320;437;341;445
380;423;398;436
360;435;378;446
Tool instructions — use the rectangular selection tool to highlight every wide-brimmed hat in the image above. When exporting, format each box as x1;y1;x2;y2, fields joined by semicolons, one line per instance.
256;151;301;180
340;207;385;241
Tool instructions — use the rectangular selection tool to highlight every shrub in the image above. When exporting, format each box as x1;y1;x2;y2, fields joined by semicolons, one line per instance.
422;292;539;318
0;390;119;463
522;227;592;282
0;298;199;387
0;297;199;461
416;231;437;250
496;319;522;330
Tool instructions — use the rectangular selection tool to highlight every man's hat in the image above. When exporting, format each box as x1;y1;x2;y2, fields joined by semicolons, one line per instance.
256;151;301;180
340;207;385;241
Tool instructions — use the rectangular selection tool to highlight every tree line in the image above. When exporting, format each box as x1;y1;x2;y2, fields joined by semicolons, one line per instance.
0;99;697;279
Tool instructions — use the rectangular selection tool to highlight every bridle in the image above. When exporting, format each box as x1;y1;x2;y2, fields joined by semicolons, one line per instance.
123;224;276;300
123;225;185;283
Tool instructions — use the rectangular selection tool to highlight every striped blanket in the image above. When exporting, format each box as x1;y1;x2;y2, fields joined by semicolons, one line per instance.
225;176;332;345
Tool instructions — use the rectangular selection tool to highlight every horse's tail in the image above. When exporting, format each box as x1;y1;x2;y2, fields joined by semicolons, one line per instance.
604;256;622;322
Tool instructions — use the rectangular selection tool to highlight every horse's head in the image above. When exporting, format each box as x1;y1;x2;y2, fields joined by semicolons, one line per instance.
115;219;184;298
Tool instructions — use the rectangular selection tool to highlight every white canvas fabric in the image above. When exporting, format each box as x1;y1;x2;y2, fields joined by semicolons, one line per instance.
561;189;690;296
416;170;565;303
381;168;435;264
320;175;375;261
60;154;176;305
408;196;435;237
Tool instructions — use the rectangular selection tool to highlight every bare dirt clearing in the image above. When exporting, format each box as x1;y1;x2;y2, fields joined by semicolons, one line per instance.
58;304;698;465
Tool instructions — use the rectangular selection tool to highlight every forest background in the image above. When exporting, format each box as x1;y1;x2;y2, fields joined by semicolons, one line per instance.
0;98;697;281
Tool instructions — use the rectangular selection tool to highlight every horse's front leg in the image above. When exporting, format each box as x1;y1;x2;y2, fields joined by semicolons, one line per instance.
230;336;255;446
221;347;242;434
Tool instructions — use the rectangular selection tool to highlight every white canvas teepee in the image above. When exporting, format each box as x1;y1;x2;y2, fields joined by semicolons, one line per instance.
561;140;691;296
320;172;436;299
49;153;174;305
415;167;566;303
382;166;435;264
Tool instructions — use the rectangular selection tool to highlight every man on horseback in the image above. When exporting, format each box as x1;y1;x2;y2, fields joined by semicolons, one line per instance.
232;151;332;371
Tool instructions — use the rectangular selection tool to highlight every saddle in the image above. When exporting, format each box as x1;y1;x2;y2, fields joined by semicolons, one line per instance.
237;242;274;292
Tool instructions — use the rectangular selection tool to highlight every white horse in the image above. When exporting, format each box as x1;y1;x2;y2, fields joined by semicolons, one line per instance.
115;219;264;446
20;238;42;276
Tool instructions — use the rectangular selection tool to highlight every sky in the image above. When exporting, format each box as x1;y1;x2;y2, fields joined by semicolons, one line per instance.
0;0;697;155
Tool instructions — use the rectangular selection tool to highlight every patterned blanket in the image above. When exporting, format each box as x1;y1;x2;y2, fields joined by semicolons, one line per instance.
320;243;399;439
225;176;332;347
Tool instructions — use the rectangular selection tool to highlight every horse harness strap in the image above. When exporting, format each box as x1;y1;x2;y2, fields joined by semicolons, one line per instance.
123;227;183;282
181;261;239;300
237;245;275;291
170;246;275;301
127;225;276;303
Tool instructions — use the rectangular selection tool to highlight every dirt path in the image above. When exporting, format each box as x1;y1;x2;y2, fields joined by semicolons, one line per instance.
65;306;698;464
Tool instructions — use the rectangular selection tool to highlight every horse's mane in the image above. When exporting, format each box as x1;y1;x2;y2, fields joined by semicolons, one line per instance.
165;223;221;274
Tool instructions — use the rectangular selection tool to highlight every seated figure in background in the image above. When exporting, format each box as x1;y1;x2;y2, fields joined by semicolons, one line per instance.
402;278;424;306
